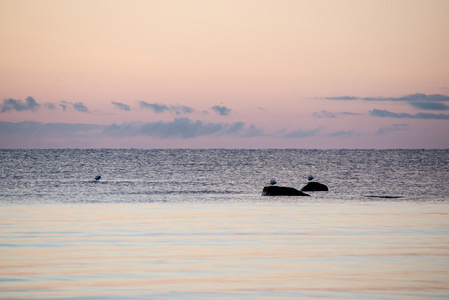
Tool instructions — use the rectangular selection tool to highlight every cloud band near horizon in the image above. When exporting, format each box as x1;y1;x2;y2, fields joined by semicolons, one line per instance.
0;119;350;144
0;119;264;140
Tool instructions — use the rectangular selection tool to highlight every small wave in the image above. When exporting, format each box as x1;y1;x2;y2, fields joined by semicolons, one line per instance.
144;190;245;195
365;195;404;199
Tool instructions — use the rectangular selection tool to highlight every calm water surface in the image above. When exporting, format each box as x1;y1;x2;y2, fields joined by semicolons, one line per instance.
1;149;449;299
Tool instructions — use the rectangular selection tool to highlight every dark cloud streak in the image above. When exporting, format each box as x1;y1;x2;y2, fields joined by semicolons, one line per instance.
387;93;449;102
408;102;449;111
312;111;362;118
324;93;449;102
322;96;359;100
341;112;362;116
370;109;449;119
324;93;449;113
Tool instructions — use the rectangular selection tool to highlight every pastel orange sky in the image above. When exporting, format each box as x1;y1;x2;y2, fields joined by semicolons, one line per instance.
1;0;449;148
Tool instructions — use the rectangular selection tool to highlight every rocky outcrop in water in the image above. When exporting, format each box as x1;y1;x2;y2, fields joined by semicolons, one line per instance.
301;182;328;191
262;186;310;196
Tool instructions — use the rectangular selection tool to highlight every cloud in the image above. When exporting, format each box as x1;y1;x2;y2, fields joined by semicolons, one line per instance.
60;100;89;112
282;128;321;138
382;93;449;102
369;109;449;119
111;101;131;111
324;93;449;112
105;118;260;139
1;120;370;145
60;101;69;111
45;103;57;110
0;121;101;138
138;118;223;138
322;96;359;100
73;102;88;112
341;112;363;116
327;130;360;137
139;101;170;113
312;110;337;118
244;124;265;137
408;102;449;111
376;124;410;135
323;93;449;102
139;101;194;114
312;110;362;118
0;97;91;113
1;118;264;141
172;105;195;114
1;97;40;112
359;93;449;111
279;126;360;138
211;105;231;116
1;96;197;115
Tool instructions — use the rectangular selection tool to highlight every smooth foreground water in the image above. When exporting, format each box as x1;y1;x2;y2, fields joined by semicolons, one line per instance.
1;149;449;299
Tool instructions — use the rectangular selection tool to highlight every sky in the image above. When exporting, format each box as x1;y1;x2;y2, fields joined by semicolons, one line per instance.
1;0;449;149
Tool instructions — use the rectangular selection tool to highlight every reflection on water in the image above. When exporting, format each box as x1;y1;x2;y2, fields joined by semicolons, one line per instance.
1;201;449;299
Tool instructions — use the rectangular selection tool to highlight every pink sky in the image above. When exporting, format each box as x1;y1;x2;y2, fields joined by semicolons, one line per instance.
1;0;449;148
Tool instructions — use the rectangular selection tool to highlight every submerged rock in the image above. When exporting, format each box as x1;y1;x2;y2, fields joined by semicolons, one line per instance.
301;182;328;191
262;186;310;196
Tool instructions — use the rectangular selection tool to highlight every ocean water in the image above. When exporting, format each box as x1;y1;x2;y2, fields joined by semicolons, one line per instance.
1;149;449;299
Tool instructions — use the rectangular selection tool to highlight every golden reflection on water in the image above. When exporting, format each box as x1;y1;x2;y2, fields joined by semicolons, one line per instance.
1;202;449;299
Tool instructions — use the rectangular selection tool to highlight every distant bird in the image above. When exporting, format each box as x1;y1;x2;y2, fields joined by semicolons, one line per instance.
270;179;277;185
308;175;314;181
95;175;101;181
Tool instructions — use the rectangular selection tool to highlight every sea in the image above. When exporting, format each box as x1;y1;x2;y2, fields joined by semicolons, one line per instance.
1;149;449;299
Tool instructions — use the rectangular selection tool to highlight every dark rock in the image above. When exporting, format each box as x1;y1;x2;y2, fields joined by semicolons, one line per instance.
262;186;310;196
301;182;328;191
95;175;101;181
